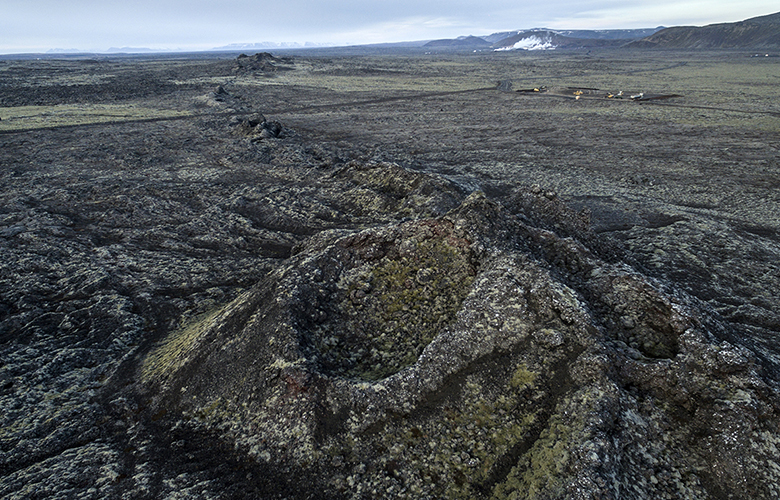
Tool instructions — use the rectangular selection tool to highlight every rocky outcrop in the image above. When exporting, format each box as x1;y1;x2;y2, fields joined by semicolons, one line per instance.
234;52;292;73
135;183;780;499
231;112;284;139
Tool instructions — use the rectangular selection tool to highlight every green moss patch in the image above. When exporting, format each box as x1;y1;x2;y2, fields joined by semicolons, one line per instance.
0;104;191;131
510;364;537;389
141;307;222;383
310;224;476;380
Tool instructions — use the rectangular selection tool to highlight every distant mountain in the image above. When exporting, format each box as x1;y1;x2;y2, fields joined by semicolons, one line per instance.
492;30;637;51
46;48;84;54
106;47;156;53
627;12;780;49
428;27;666;51
426;13;780;52
484;28;663;44
213;41;335;51
492;31;558;51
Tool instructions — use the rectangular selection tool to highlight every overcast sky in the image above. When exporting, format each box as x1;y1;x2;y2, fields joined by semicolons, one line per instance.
1;1;778;53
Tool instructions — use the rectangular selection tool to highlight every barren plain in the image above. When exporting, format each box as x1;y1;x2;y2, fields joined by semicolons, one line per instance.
1;48;780;499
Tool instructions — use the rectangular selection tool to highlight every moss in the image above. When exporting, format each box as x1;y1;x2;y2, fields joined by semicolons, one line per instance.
493;413;573;500
492;387;609;500
141;307;223;382
313;234;476;381
510;364;537;390
343;374;540;499
0;104;191;132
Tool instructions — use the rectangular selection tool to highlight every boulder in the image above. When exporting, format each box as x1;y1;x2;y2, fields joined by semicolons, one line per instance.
232;112;283;138
496;80;513;92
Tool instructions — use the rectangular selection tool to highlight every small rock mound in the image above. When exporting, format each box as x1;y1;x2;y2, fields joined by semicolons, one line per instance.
504;183;590;238
212;85;229;101
233;52;291;73
496;80;513;92
231;112;283;138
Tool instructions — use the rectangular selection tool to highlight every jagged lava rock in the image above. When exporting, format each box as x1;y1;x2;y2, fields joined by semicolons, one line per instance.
137;187;780;499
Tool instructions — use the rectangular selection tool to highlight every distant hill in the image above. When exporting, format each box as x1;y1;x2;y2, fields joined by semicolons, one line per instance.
628;12;780;49
423;36;492;48
547;28;665;40
213;41;336;51
106;47;156;53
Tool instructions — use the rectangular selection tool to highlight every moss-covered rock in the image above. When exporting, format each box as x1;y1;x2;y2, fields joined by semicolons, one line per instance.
136;182;780;500
305;219;476;381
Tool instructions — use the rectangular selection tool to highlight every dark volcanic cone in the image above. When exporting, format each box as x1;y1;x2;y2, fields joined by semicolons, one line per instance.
137;185;780;499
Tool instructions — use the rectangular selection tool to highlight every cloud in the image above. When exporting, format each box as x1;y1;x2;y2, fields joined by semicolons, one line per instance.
329;16;473;44
545;0;779;29
1;0;778;53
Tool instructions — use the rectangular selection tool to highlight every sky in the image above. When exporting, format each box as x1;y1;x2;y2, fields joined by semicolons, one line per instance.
1;1;778;53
